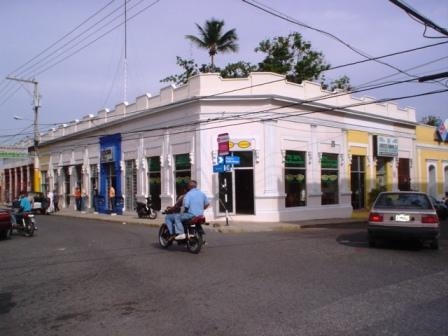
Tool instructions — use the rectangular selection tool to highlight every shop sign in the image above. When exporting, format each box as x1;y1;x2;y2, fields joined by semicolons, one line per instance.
217;133;230;156
377;136;398;157
437;119;448;142
285;151;305;167
0;146;28;159
175;153;191;170
321;154;338;169
100;147;114;163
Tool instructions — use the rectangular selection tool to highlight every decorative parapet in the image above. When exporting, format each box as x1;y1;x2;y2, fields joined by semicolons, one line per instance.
38;72;417;144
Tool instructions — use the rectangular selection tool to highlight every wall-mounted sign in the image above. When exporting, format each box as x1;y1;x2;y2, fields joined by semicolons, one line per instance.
100;147;114;163
375;136;398;157
229;139;254;150
0;147;28;159
437;119;448;142
217;133;230;156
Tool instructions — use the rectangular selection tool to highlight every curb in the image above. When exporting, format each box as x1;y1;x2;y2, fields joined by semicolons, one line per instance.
49;210;367;233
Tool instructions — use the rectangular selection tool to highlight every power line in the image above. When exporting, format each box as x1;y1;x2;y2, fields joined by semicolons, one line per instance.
33;80;447;153
389;0;448;37
1;0;161;94
241;0;447;88
329;40;448;71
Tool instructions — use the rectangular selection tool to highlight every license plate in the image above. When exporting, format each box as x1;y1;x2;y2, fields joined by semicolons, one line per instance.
395;214;410;222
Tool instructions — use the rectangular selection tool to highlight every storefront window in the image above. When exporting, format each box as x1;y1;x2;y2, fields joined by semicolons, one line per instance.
174;154;191;199
147;156;161;210
321;153;339;205
284;150;306;207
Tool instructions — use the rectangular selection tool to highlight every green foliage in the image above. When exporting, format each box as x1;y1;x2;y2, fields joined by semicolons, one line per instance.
255;32;330;84
220;61;257;78
160;57;199;86
161;29;353;89
328;75;352;92
420;115;441;126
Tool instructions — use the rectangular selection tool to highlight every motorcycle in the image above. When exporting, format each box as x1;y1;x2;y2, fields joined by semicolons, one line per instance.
158;215;207;254
135;196;157;219
12;211;36;237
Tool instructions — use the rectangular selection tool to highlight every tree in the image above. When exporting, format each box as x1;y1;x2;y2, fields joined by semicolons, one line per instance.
421;115;441;126
160;57;200;86
185;18;238;71
220;61;257;78
255;32;330;84
328;75;352;92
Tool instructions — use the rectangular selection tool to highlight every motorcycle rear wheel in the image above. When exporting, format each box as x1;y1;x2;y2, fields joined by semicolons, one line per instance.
149;210;157;220
187;231;203;254
24;224;34;237
158;224;172;248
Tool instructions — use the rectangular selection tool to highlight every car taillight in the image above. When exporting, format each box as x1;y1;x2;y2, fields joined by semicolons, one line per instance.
421;214;439;224
369;213;383;222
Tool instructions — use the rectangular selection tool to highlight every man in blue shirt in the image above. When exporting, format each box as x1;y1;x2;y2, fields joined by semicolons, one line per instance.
20;194;32;212
11;193;33;227
173;180;209;240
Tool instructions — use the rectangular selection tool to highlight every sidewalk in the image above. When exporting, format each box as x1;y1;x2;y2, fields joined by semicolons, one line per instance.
50;208;368;233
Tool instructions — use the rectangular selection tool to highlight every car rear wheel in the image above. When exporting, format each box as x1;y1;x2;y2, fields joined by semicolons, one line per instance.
368;232;376;247
429;239;439;250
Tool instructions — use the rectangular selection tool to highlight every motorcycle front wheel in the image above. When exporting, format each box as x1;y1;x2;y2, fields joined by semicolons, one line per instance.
158;224;172;248
187;229;203;254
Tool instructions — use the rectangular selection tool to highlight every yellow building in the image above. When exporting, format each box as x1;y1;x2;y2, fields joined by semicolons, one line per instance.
415;122;448;198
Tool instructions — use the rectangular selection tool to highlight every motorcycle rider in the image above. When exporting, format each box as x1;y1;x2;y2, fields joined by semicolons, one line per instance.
172;180;209;240
163;188;186;236
11;193;33;228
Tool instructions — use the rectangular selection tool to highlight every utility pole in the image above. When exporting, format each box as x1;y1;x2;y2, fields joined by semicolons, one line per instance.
6;76;41;192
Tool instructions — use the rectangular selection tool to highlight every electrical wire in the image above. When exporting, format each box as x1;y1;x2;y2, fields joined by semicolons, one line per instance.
241;0;447;88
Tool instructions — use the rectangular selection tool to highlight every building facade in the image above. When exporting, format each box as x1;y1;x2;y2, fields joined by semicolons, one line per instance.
2;73;447;223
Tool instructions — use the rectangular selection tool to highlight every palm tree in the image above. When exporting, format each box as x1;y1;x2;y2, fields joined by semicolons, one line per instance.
185;18;238;71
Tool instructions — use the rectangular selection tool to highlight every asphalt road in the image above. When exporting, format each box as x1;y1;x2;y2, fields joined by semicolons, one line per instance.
0;215;447;336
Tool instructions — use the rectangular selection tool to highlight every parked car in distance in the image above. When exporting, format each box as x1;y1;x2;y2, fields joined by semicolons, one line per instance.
28;192;50;214
429;195;448;220
0;207;12;240
367;191;440;249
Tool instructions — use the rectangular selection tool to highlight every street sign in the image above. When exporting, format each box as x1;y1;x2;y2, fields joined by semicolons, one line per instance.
217;156;225;165
225;156;240;165
213;164;232;173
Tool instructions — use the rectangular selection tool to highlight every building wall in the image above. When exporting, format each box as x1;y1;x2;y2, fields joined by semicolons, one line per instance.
416;124;448;198
4;72;435;224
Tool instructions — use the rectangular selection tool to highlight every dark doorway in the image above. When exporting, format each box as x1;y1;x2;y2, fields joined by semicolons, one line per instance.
398;158;411;191
235;169;254;214
350;155;365;209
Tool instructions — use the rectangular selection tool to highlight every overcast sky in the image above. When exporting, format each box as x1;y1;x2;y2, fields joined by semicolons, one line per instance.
1;0;447;145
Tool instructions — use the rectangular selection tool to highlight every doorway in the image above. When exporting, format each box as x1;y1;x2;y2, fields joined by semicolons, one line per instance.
217;151;255;215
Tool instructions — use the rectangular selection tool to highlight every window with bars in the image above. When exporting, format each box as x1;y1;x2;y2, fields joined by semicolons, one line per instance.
125;160;137;211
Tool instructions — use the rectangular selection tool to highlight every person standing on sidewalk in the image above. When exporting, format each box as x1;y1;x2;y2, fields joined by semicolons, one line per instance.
53;190;60;212
109;185;116;213
75;186;82;211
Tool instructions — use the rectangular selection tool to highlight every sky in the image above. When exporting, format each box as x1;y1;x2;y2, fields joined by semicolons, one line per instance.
0;0;447;146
